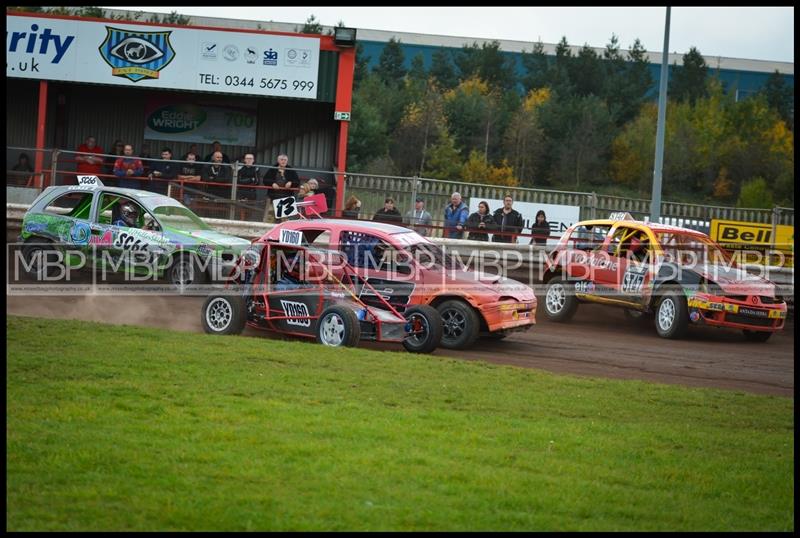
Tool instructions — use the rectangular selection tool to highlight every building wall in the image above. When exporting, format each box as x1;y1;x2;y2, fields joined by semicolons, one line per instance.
6;79;337;173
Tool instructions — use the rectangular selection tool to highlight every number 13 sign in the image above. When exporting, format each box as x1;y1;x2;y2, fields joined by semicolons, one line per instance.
273;196;298;219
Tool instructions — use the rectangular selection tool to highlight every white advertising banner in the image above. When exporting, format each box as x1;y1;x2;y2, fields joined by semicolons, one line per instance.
467;198;581;246
7;14;320;99
143;96;257;145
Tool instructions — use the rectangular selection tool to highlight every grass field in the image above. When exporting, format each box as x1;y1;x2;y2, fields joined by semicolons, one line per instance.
6;315;794;531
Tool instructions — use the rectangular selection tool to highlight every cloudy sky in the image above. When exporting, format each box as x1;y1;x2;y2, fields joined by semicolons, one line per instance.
109;6;794;63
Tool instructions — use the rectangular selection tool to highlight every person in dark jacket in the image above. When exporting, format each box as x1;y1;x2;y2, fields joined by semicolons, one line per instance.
263;153;299;201
466;200;496;241
372;197;403;224
236;152;262;201
530;210;551;245
492;194;525;243
201;151;233;198
147;147;177;195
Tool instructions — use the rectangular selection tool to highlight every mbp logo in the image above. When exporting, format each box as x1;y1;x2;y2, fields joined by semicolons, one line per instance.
280;300;311;327
99;27;175;82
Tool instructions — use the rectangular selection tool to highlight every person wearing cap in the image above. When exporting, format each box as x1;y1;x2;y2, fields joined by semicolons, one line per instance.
404;197;433;236
372;197;403;224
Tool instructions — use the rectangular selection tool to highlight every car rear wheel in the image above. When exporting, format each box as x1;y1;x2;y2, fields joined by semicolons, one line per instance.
201;295;246;335
169;252;207;291
21;240;59;281
316;306;361;347
654;289;688;339
402;305;443;354
743;329;772;343
436;299;480;349
543;277;578;322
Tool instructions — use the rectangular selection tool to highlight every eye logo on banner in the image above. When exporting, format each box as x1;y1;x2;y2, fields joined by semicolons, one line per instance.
99;27;176;82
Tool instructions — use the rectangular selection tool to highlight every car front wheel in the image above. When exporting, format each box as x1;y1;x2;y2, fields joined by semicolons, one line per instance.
543;277;578;322
201;295;246;335
654;289;688;339
436;299;480;349
402;305;443;354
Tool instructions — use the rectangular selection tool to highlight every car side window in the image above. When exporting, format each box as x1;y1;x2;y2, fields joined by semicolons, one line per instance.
303;229;331;249
43;192;94;219
99;193;155;230
572;225;609;251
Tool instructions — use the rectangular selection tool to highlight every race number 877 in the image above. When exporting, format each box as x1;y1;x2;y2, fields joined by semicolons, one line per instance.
273;196;298;219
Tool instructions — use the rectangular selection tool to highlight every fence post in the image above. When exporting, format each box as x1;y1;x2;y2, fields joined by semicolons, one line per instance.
229;160;239;221
411;175;419;213
589;192;597;220
50;149;60;189
770;206;780;266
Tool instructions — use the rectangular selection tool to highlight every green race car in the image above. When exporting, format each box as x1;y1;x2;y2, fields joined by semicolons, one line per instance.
18;177;251;288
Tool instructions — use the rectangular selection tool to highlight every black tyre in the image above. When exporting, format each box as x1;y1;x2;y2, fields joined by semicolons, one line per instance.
316;306;361;347
654;289;689;339
436;299;480;349
21;239;59;281
168;252;207;291
543;277;579;322
201;294;247;335
402;304;443;354
743;329;772;343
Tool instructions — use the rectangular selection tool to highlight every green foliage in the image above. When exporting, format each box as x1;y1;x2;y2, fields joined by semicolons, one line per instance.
148;10;190;25
422;130;462;180
375;38;407;87
408;53;427;82
430;48;458;90
670;46;709;105
353;43;371;88
761;70;794;129
299;14;323;34
454;41;517;91
7;316;795;531
737;177;774;208
521;41;550;92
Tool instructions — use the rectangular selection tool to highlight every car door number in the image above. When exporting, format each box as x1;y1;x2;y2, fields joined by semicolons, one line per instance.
622;271;645;294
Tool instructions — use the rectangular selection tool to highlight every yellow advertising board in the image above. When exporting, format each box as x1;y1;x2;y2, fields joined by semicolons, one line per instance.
710;219;794;267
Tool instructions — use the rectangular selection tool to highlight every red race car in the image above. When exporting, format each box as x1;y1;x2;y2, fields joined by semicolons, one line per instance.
262;219;537;349
543;213;788;341
201;230;443;353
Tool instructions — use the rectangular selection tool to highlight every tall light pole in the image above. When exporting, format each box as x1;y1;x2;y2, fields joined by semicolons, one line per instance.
651;6;671;222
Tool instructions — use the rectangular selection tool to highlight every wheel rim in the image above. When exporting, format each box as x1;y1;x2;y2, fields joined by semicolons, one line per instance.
546;283;566;314
320;313;346;346
172;260;193;286
405;313;430;344
441;308;466;339
658;298;676;331
206;298;232;332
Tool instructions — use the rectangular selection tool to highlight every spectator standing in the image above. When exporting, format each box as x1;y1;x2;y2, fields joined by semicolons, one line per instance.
444;192;469;239
466;200;496;241
11;152;34;185
182;143;200;161
404;197;433;236
236;153;262;201
529;210;551;246
177;152;202;204
342;195;362;219
75;135;105;176
104;140;125;177
263;153;299;201
113;144;144;189
372;197;403;224
202;151;233;198
148;147;177;195
492;194;525;243
139;143;153;177
204;141;231;164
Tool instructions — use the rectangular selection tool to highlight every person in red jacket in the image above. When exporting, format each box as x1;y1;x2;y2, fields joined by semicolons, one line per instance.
75;135;105;177
114;144;144;189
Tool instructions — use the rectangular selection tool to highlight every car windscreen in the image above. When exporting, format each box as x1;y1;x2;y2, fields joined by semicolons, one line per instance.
152;205;211;231
406;242;462;270
657;232;734;266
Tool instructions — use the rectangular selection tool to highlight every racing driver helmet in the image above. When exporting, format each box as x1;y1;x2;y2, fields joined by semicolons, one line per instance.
119;202;140;227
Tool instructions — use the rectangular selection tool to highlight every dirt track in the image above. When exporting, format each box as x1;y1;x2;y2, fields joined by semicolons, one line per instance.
6;293;793;397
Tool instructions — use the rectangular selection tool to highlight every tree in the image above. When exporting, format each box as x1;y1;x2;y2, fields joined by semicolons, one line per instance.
353;42;371;88
504;88;550;186
408;53;427;83
521;41;550;92
549;36;575;96
347;98;390;171
670;46;709;105
375;38;406;87
443;77;493;158
298;14;323;34
389;78;446;176
422;130;463;181
610;102;657;194
430;48;458;90
737;177;774;208
761;70;794;129
454;41;517;91
570;44;604;97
